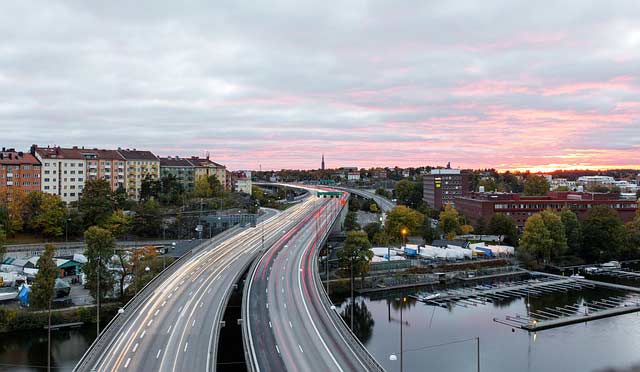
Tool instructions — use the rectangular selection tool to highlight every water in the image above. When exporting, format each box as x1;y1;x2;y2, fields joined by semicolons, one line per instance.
338;282;640;372
0;326;95;371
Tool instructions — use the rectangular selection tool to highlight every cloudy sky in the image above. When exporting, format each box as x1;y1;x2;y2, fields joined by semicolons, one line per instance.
1;1;639;171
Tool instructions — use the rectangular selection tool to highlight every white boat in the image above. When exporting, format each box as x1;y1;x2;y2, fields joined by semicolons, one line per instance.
601;261;621;270
569;274;585;279
424;293;440;300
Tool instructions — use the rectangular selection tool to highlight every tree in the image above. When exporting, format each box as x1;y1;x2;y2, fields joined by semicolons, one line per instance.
474;217;487;235
439;205;460;240
131;245;160;292
194;177;212;198
30;193;66;238
375;188;391;199
524;175;550;196
132;199;162;238
344;211;360;232
84;226;115;302
421;215;438;244
394;180;422;209
0;227;5;259
140;176;162;202
459;224;474;235
207;175;224;198
488;213;518;246
384;206;424;244
363;222;382;242
478;178;497;192
581;206;628;262
0;188;27;236
369;203;379;213
338;231;373;287
31;244;58;310
520;214;553;264
372;231;390;246
560;208;582;255
101;210;133;239
78;179;115;228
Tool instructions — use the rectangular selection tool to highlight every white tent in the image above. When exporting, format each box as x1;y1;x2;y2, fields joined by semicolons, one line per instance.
371;247;396;257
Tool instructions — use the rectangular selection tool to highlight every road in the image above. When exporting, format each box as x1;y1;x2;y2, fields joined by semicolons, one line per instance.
245;190;383;372
78;201;317;372
335;187;395;212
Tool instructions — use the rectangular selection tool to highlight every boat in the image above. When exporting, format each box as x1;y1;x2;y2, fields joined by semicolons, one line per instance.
569;274;585;279
424;293;440;300
601;261;621;270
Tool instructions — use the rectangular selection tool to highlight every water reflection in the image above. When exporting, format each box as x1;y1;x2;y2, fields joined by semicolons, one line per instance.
341;299;375;343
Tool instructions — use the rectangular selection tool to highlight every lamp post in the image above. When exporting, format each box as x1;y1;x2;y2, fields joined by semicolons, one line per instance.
326;244;332;296
401;228;408;249
96;256;101;336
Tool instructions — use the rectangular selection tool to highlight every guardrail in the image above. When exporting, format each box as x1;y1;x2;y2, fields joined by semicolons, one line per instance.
311;201;386;372
74;227;242;372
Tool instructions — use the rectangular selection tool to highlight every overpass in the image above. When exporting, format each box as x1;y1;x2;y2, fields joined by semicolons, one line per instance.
74;200;319;372
243;187;384;372
334;186;395;212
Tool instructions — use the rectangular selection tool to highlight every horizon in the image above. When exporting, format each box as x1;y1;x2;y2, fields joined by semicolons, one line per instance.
2;1;639;171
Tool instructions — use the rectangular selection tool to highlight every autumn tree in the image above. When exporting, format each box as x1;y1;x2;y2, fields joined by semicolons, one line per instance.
101;209;133;239
581;206;628;262
0;188;27;236
84;226;115;302
0;227;6;263
29;193;66;238
439;205;460;240
31;244;58;310
131;245;160;291
194;177;212;198
520;210;567;264
384;205;424;244
523;175;550;196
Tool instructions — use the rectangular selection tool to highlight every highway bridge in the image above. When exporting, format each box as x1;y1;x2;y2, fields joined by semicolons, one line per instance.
75;198;321;372
335;186;396;212
244;188;384;372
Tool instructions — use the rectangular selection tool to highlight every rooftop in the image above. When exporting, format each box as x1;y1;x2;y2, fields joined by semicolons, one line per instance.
117;149;159;161
0;148;40;165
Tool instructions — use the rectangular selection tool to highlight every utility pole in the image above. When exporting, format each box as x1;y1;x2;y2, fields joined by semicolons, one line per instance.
47;292;52;372
350;259;355;331
477;337;480;372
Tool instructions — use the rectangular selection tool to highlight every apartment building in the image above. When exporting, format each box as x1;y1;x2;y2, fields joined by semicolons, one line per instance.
79;148;126;192
31;146;86;203
117;149;160;200
232;170;252;194
159;157;196;193
423;168;470;210
190;156;228;190
0;148;41;193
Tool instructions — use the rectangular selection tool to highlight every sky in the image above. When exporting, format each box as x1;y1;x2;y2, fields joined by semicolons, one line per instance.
1;1;639;171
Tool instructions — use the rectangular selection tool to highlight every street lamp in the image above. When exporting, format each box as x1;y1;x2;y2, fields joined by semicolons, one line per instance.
395;296;407;372
401;228;408;248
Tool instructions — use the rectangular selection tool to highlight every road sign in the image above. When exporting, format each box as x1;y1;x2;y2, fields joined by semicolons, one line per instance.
317;191;341;198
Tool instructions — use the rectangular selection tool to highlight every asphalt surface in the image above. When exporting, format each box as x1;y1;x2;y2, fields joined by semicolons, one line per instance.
335;187;396;212
245;193;373;372
85;204;314;372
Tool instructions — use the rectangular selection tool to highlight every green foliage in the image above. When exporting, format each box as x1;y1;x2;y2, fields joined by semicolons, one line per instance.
140;176;162;202
523;175;550;196
375;188;391;199
369;203;379;213
488;213;519;246
581;206;628;262
384;205;424;244
31;244;57;310
519;210;567;264
132;199;162;238
84;226;116;301
338;231;374;286
560;208;582;255
194;177;212;198
0;226;5;258
78;179;115;228
363;222;382;241
344;211;360;232
372;230;389;246
439;205;460;240
394;180;423;209
474;217;487;235
421;216;438;244
478;178;497;192
101;210;133;239
29;193;66;238
207;175;224;197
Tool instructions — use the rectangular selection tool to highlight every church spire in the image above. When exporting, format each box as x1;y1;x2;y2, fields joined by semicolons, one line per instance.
321;154;325;170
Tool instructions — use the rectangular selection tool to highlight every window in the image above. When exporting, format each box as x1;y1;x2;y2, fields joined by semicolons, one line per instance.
44;186;50;190
23;165;30;170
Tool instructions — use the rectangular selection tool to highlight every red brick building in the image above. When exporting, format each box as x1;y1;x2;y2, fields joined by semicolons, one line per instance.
78;148;126;192
0;148;42;193
423;169;471;210
456;191;638;231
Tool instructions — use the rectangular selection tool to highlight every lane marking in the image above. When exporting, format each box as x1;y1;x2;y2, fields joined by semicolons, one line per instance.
147;319;153;327
132;342;139;353
269;321;272;328
200;301;204;308
154;309;160;317
289;321;293;328
178;306;183;313
156;349;162;359
161;301;167;307
298;344;304;353
275;345;280;354
284;303;287;309
192;319;196;327
139;330;146;339
184;342;189;352
124;358;131;368
167;325;172;334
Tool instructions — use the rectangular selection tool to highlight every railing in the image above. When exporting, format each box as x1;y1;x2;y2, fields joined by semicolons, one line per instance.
73;227;242;372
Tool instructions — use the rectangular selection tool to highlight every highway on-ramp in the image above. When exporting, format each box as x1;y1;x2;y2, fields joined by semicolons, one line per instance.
77;199;319;372
335;187;395;212
244;189;383;372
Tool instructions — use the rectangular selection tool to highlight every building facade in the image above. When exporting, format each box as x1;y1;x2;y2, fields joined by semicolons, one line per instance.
32;146;86;203
159;157;196;193
456;191;638;231
190;157;228;190
232;170;252;194
0;148;41;194
117;149;160;200
79;148;126;192
423;169;470;210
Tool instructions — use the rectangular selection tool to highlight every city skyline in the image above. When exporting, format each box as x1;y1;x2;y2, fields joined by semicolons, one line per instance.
1;1;639;171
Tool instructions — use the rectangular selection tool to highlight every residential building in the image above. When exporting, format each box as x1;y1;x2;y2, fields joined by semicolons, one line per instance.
79;148;126;192
576;176;616;188
456;191;638;231
423;168;470;210
347;172;360;181
190;156;228;190
549;178;578;191
0;148;41;193
232;170;252;194
117;149;160;200
31;145;86;203
159;157;196;193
